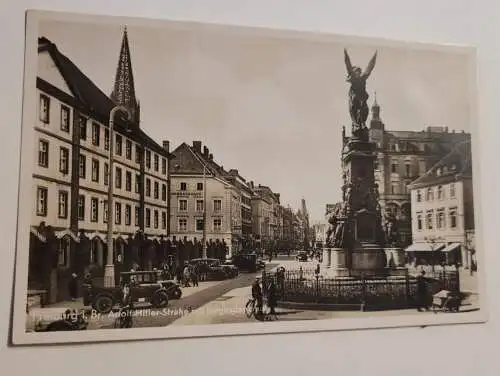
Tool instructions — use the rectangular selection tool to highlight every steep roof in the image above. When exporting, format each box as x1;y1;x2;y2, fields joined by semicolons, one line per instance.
408;140;473;189
37;36;169;157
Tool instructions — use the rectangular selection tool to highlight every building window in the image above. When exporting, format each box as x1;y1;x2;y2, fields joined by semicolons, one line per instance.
214;199;222;212
116;135;122;156
145;208;151;227
145;150;151;169
59;147;69;174
213;218;222;231
425;210;433;230
57;190;68;218
178;218;187;232
405;163;411;177
79;116;87;140
135;206;140;226
135;145;141;164
416;190;422;203
162;212;167;229
104;129;109;151
135;174;140;193
196;218;204;231
78;195;85;220
437;185;444;200
104;163;109;185
179;199;188;212
58;238;70;267
450;183;456;198
39;94;50;123
91;197;99;222
154;210;159;229
125;204;131;226
426;187;433;201
391;161;398;173
437;209;445;229
36;187;48;216
146;178;151;197
449;208;458;228
103;201;108;223
78;154;86;179
416;213;423;230
115;202;122;224
391;183;398;195
196;200;204;212
38;139;49;167
125;171;132;192
162;158;167;175
153;181;159;199
60;105;70;132
162;184;167;201
154;154;159;171
180;182;187;191
115;167;122;189
125;140;132;160
92;123;100;146
197;182;203;191
91;159;100;182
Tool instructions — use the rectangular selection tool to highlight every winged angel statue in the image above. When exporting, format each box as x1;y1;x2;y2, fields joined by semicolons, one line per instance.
344;49;377;126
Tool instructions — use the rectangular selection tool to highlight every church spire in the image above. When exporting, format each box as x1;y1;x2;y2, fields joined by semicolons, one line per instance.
110;26;140;125
369;91;384;130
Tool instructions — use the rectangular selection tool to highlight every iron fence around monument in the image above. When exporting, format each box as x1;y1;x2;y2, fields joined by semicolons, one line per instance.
263;269;460;310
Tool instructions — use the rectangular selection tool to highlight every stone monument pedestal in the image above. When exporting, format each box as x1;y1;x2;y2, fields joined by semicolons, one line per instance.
330;247;350;277
322;247;332;268
349;246;388;277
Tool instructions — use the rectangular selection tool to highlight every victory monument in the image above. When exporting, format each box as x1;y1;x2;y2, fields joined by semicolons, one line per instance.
323;49;406;277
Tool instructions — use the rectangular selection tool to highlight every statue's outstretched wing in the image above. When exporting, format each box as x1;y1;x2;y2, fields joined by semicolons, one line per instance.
362;51;377;78
344;48;353;75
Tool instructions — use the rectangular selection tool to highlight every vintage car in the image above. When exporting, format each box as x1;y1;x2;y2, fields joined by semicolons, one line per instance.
153;271;183;299
83;271;169;314
296;251;308;262
189;258;233;280
27;307;88;332
231;253;264;273
221;259;239;278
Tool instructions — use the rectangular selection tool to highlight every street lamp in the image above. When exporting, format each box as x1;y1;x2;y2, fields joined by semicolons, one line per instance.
104;105;131;288
202;164;208;259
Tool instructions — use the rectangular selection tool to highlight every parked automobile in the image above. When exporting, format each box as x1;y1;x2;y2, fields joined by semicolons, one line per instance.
83;271;169;314
189;258;231;280
27;307;88;332
231;253;261;272
153;271;183;299
222;259;239;278
296;251;308;262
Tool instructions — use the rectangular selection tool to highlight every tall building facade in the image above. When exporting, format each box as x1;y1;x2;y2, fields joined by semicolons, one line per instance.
30;30;170;303
407;141;475;267
368;99;471;246
169;142;242;258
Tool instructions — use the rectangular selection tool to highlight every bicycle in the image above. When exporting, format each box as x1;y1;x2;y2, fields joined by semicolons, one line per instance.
245;298;277;321
245;298;258;318
113;304;134;328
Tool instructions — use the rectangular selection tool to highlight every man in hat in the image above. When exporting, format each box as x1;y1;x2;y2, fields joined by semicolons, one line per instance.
251;277;263;316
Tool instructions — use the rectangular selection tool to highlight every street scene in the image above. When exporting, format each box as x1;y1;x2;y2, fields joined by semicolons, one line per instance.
16;12;482;342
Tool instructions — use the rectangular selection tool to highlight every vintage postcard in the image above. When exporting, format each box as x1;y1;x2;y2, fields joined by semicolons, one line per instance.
11;10;487;345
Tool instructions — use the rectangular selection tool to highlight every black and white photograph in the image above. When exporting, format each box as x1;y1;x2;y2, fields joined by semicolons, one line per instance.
11;10;486;345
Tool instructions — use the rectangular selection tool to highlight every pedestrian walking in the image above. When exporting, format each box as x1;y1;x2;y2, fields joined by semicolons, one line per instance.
191;264;199;287
183;263;191;287
251;277;263;316
68;273;78;301
416;270;430;311
267;280;278;316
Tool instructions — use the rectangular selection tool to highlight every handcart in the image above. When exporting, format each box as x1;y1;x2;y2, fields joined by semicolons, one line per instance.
432;290;463;313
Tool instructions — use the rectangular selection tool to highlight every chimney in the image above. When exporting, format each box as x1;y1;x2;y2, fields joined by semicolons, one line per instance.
203;146;209;157
162;140;170;153
229;169;238;176
192;141;202;152
249;181;254;189
209;153;213;160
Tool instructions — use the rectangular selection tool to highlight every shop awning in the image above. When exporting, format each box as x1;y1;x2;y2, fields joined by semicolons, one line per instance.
30;227;46;243
89;232;106;242
441;242;461;252
405;242;446;252
55;229;80;243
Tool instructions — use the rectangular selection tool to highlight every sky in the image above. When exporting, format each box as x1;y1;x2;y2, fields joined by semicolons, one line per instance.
38;19;473;221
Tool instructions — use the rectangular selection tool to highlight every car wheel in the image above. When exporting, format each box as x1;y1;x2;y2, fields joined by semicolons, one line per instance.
151;291;169;308
172;287;182;299
94;295;114;314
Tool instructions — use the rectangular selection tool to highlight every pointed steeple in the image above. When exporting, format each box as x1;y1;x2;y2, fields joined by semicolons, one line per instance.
110;26;140;125
369;92;384;130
